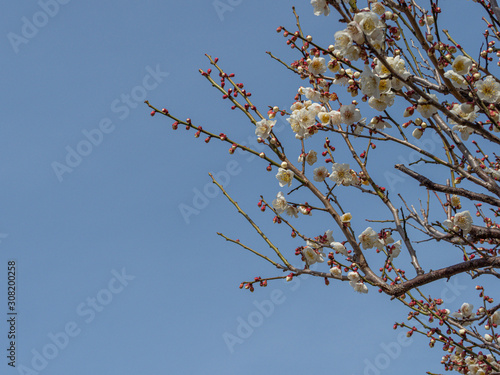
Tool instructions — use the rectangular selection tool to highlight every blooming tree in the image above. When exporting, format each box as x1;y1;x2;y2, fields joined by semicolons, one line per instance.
146;0;500;373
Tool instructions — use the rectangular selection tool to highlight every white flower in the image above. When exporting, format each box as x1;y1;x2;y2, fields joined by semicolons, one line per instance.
276;168;294;187
330;267;342;277
341;212;352;224
449;103;479;125
318;111;332;124
454;210;473;234
299;150;317;165
334;30;353;56
359;65;381;98
313;166;329;182
491;311;500;325
272;192;289;214
311;0;330;16
371;2;385;15
452;125;473;140
452;55;472;75
308;57;327;75
346;21;365;44
347;271;360;281
329;163;353;185
475;76;500;102
389;240;402;260
416;94;438;118
353;11;383;37
444;210;473;235
451;303;475;325
340;104;361;125
285;206;299;218
350;281;369;293
331;241;347;256
450;195;461;208
300;87;323;103
299;205;311;216
368;92;394;111
369;117;392;130
330;110;342;125
358;227;379;249
255;119;275;138
302;246;324;265
412;128;423;139
444;70;469;90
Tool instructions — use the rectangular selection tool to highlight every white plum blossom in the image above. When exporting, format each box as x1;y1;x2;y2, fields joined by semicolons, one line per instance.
454;210;474;234
330;110;342;125
450;195;461;208
452;125;474;141
329;163;353;186
374;56;409;90
331;241;347;256
443;210;473;235
389;240;402;260
353;11;384;37
341;212;352;224
318;111;332;124
368;92;395;111
299;150;317;165
444;70;469;89
475;75;500;103
313;166;329;182
306;151;317;165
350;281;369;293
452;55;472;75
299;205;312;216
359;65;381;98
255;119;275;138
491;311;500;325
334;30;353;56
276;168;294;187
272;192;289;214
451;303;475;325
302;246;325;265
347;271;360;281
369;117;392;130
412;128;423;139
285;206;299;218
449;103;479;125
346;21;365;44
308;57;327;75
371;2;385;15
358;227;379;249
330;267;342;278
416;94;439;118
311;0;330;16
340;104;362;125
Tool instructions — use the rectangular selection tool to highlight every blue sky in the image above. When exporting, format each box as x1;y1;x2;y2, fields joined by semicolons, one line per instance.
0;1;494;374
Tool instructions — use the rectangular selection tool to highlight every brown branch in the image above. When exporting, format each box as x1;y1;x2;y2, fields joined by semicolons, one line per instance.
395;164;500;207
389;257;500;296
